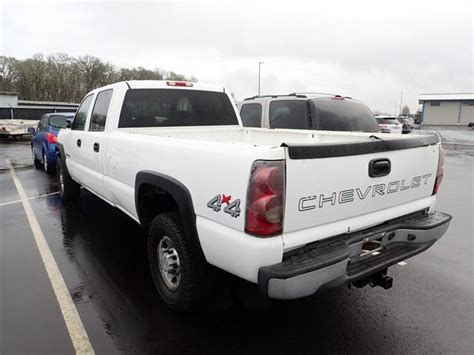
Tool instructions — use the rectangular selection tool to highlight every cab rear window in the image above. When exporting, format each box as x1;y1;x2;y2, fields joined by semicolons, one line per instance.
48;115;69;128
119;89;238;128
375;117;399;125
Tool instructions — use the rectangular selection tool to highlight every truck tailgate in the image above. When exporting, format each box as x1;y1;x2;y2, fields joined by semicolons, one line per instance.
282;135;440;247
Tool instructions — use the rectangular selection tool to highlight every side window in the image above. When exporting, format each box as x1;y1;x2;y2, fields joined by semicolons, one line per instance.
269;100;308;129
37;115;46;131
72;94;94;131
240;104;262;127
89;89;113;132
41;116;49;131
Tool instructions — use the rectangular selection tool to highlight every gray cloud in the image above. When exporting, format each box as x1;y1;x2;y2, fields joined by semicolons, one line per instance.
2;0;472;113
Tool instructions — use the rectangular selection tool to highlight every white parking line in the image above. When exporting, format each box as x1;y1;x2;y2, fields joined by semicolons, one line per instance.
6;159;94;354
0;191;60;208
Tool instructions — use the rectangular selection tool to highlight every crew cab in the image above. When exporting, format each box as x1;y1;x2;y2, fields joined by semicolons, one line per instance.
56;80;451;311
238;93;380;133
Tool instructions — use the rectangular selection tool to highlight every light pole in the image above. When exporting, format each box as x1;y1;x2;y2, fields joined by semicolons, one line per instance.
258;61;264;96
399;90;403;116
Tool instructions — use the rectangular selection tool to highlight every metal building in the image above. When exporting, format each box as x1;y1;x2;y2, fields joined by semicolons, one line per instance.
419;93;474;126
0;92;79;120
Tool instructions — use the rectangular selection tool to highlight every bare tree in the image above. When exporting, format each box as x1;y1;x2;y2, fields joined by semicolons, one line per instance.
401;105;410;115
0;53;194;102
0;56;19;92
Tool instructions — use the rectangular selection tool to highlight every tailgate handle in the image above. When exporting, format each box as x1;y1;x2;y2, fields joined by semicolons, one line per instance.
369;158;391;177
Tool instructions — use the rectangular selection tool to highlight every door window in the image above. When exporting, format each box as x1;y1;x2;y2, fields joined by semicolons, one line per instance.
89;89;113;132
240;104;262;127
41;116;50;131
37;115;46;131
72;94;93;131
269;100;308;129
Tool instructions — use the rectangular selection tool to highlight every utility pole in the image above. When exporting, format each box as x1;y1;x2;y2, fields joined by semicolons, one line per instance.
399;91;403;116
258;61;264;96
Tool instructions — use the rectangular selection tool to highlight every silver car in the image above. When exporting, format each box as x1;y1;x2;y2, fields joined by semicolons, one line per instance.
374;115;402;134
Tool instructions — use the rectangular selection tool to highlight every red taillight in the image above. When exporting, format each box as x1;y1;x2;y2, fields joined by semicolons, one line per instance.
245;160;285;237
166;81;193;87
433;145;445;195
379;124;388;128
47;133;57;144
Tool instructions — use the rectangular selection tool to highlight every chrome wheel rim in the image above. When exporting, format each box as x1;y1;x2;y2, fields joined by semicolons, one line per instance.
157;236;181;291
58;167;64;193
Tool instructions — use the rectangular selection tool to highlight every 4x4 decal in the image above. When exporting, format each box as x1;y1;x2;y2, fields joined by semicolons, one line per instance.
207;194;241;218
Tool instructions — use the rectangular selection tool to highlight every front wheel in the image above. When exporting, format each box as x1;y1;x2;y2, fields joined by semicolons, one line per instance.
148;213;207;311
57;156;80;203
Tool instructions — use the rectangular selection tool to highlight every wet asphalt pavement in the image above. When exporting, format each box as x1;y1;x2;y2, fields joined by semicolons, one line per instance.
1;137;473;354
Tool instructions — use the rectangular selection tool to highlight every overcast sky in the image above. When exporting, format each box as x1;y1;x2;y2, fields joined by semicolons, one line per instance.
1;0;473;113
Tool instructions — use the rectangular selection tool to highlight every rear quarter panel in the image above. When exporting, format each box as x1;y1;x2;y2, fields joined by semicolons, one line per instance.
105;131;284;229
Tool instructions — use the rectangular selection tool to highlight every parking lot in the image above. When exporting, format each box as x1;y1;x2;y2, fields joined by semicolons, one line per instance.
1;132;473;354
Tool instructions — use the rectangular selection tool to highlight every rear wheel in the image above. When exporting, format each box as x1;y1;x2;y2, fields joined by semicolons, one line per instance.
32;147;42;169
43;150;54;174
56;156;80;203
148;212;207;311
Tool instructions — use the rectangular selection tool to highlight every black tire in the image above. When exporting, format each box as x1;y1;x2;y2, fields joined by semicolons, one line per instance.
56;156;80;203
148;212;207;311
32;147;42;170
43;150;54;174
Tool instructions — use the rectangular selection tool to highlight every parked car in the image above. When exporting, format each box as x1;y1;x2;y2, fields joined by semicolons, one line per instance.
56;80;450;311
374;115;403;134
398;115;415;127
31;112;75;173
239;93;380;132
398;118;412;134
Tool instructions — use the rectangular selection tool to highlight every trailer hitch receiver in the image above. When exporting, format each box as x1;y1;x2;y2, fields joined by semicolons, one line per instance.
369;269;393;290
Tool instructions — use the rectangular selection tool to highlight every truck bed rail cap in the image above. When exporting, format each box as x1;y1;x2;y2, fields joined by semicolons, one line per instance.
281;134;439;159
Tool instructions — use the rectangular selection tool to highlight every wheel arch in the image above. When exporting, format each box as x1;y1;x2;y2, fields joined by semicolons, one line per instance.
55;143;70;174
135;171;205;260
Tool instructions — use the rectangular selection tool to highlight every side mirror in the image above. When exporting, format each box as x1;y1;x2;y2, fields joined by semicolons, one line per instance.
67;121;72;128
27;127;36;134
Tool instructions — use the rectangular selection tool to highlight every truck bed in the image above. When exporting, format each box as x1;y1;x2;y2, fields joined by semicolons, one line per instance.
116;126;387;147
115;126;440;249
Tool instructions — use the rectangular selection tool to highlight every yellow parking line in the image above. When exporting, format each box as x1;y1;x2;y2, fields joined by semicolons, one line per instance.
6;159;94;354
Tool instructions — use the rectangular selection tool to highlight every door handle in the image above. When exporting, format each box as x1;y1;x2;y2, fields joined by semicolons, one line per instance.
76;139;81;147
93;142;100;152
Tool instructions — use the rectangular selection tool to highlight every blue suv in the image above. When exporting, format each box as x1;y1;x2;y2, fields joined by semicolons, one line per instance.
31;112;75;174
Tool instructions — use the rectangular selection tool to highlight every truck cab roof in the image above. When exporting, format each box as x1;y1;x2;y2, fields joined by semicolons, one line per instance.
83;80;226;98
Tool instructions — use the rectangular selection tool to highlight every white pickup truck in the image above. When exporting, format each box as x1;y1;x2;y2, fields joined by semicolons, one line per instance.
56;80;451;311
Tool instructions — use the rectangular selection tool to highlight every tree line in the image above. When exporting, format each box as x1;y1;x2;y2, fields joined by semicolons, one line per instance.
0;54;196;103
